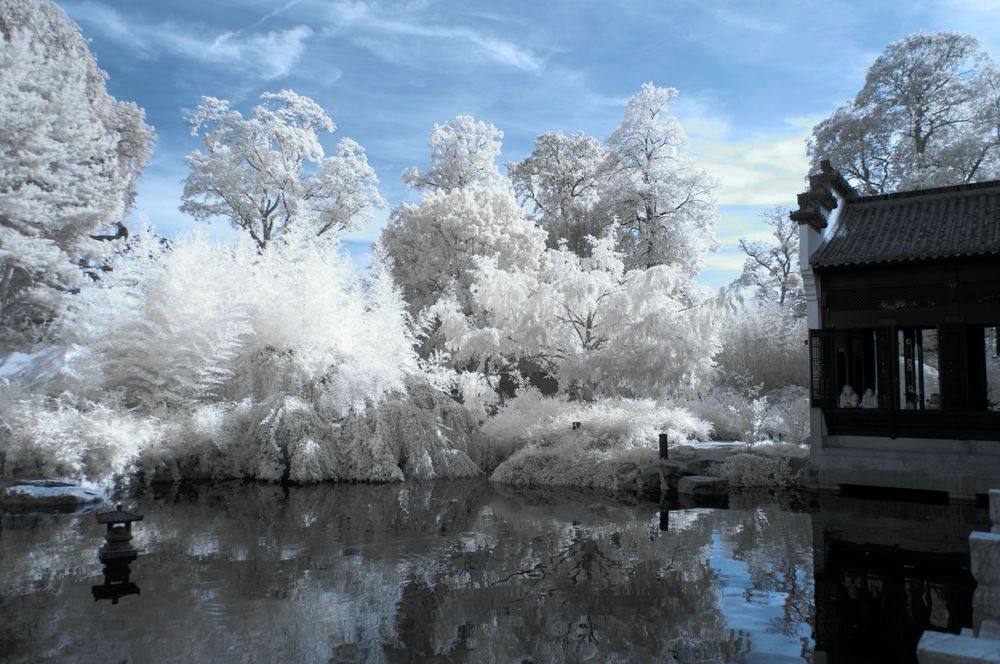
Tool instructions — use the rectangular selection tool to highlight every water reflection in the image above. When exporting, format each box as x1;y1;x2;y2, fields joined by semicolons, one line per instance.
811;493;986;663
0;480;986;662
91;558;139;605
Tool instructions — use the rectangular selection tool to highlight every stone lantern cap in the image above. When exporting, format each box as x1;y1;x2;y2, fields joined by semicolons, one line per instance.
96;505;143;525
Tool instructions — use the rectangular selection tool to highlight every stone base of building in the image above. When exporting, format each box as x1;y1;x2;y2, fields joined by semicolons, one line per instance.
805;431;1000;501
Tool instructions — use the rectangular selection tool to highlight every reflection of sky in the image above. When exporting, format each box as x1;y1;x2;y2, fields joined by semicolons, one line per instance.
710;531;813;663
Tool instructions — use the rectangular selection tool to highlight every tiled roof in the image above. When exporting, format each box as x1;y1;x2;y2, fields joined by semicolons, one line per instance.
810;180;1000;269
96;505;143;524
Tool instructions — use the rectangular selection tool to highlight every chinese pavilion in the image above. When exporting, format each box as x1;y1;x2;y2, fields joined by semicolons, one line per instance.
792;161;1000;500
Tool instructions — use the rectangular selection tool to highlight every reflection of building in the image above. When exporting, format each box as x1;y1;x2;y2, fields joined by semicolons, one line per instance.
812;494;984;663
793;163;1000;499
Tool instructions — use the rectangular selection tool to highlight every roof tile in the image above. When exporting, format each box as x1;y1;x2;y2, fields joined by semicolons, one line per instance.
811;180;1000;268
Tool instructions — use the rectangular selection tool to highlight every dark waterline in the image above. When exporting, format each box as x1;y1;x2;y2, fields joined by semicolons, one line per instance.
0;480;987;663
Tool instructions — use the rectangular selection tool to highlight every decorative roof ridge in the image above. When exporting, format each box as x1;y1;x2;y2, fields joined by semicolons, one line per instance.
809;159;856;200
849;178;1000;205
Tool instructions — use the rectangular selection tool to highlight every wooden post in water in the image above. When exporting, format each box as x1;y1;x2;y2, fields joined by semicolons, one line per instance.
658;433;669;460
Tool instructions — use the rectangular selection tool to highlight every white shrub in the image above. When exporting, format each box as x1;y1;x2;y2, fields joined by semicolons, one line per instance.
482;391;712;488
716;299;807;392
0;386;163;487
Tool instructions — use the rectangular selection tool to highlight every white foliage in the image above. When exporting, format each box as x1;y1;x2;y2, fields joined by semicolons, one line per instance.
454;371;500;423
382;183;547;315
0;0;154;343
182;90;385;248
29;228;489;485
402;115;506;193
0;387;162;487
718;453;795;488
731;207;804;315
715;298;808;392
603;83;717;273
684;384;810;445
483;390;711;490
60;226;416;416
811;32;1000;193
433;234;720;398
509;130;609;255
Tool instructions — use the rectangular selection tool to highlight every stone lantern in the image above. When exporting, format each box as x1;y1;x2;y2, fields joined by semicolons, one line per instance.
96;504;143;563
93;504;143;603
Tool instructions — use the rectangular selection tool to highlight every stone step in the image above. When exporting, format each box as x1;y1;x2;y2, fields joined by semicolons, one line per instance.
917;630;1000;663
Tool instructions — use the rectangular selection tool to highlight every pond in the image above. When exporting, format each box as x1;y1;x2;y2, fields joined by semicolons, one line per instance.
0;480;987;663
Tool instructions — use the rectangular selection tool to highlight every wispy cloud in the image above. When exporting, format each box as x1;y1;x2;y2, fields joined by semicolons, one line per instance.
325;2;543;71
65;2;313;80
686;119;815;207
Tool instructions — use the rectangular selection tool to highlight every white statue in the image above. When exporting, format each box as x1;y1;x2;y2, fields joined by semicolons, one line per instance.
861;389;878;409
839;384;859;408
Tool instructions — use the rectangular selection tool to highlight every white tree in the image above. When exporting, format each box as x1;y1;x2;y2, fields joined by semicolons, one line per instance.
0;0;154;344
731;207;804;315
715;299;808;393
61;226;251;409
402;115;506;193
602;83;717;274
181;91;385;249
381;184;547;316
509;131;609;256
61;224;417;413
383;114;546;319
810;32;1000;194
430;234;720;399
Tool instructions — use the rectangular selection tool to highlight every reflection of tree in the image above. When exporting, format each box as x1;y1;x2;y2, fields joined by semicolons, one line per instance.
722;492;815;659
383;492;752;663
0;481;817;662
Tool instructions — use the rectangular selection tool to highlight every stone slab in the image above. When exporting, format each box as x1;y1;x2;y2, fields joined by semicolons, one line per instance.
0;483;104;511
972;532;1000;588
677;475;729;497
975;585;1000;630
917;630;1000;663
981;620;1000;640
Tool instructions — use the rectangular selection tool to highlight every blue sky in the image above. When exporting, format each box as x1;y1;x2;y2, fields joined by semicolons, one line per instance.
59;0;1000;288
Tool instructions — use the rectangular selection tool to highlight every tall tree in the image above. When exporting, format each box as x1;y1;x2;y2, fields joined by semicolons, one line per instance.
382;115;545;318
381;184;546;317
810;32;1000;194
0;0;154;344
509;131;608;256
402;115;506;193
731;207;804;316
430;235;720;399
181;91;385;249
602;83;717;274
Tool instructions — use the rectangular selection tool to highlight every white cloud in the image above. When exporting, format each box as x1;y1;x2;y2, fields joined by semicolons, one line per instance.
325;2;543;72
715;209;781;247
65;2;312;80
701;250;747;272
672;93;812;207
202;26;313;79
687;119;816;207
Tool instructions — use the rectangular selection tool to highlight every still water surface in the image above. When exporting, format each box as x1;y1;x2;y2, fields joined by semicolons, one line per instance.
0;480;983;663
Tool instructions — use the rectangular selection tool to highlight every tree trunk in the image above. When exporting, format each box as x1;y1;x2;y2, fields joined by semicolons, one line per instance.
0;264;14;319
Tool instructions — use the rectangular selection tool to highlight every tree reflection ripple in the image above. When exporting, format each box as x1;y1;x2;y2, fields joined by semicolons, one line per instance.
0;480;816;662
